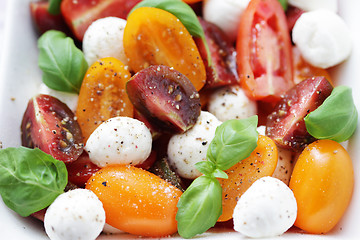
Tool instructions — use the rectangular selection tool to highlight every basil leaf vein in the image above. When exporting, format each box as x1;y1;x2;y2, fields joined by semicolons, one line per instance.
305;86;358;142
0;147;68;217
38;30;88;93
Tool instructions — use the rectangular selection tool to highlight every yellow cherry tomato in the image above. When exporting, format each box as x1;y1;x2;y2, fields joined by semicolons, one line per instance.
289;140;354;234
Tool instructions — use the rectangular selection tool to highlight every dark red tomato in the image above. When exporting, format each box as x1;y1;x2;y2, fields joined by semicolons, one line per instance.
286;6;304;33
66;152;100;187
237;0;294;102
30;1;71;35
60;0;142;41
135;150;157;170
195;18;239;89
21;94;84;163
266;77;333;151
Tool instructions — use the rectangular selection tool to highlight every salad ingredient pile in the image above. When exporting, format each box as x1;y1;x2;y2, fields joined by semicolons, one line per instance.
0;0;358;239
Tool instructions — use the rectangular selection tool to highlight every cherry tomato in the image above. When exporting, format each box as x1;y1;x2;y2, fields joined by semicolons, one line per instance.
218;135;278;222
66;152;100;187
76;57;134;142
123;7;206;91
60;0;142;40
289;140;354;234
237;0;293;102
86;165;182;237
292;46;332;85
21;94;84;163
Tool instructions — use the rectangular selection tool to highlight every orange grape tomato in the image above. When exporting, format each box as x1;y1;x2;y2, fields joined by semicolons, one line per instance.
123;7;206;91
292;46;332;85
86;165;182;237
218;135;278;222
289;140;354;234
76;57;133;142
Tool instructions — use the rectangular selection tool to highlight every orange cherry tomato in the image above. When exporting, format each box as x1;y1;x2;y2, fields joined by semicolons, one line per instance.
76;57;133;142
123;7;206;91
292;46;332;85
237;0;293;102
86;165;182;237
289;140;354;234
218;135;278;222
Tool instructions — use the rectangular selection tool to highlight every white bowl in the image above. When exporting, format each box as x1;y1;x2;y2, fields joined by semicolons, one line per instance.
0;0;359;239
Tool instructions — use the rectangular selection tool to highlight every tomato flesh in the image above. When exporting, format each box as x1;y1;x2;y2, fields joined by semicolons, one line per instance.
237;0;293;102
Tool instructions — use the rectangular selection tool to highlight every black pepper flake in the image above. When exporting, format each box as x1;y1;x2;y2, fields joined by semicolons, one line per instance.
202;141;207;146
102;181;107;187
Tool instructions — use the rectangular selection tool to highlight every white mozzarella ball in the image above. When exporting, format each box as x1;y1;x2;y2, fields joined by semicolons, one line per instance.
203;0;250;42
233;177;297;238
208;85;257;122
83;17;128;66
288;0;337;12
272;147;295;185
292;10;352;68
39;83;78;112
86;117;152;168
167;111;222;179
44;189;105;240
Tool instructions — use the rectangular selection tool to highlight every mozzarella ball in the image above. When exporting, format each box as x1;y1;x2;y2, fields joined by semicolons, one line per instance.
167;111;222;179
83;17;128;66
44;189;105;240
288;0;337;12
39;83;78;112
272;147;295;185
233;177;297;238
86;117;152;168
203;0;250;42
292;10;352;68
208;85;257;122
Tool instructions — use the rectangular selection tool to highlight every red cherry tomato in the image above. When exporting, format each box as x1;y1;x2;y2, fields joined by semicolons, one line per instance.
237;0;294;102
60;0;142;41
66;152;100;187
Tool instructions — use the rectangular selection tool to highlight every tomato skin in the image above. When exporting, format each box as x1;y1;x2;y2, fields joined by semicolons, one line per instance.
289;140;354;234
60;0;141;41
124;7;206;91
86;165;182;237
66;152;100;187
237;0;293;102
218;135;278;222
76;57;133;142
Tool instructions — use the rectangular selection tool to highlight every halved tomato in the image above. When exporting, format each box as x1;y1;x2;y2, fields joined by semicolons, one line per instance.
123;7;206;91
237;0;293;102
60;0;141;41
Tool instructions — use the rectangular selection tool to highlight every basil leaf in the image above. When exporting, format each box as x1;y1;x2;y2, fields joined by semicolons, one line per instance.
195;161;216;176
48;0;62;15
130;0;212;66
0;147;68;217
176;176;222;239
278;0;288;11
207;116;258;171
38;30;88;93
305;86;358;142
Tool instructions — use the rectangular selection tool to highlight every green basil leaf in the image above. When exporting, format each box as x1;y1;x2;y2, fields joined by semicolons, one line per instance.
38;30;88;93
195;161;216;176
48;0;62;15
305;86;358;142
278;0;288;11
176;175;222;239
0;147;68;217
129;0;212;66
207;116;258;171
